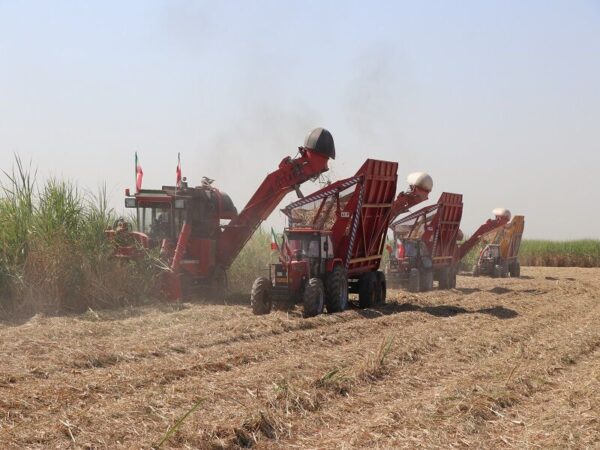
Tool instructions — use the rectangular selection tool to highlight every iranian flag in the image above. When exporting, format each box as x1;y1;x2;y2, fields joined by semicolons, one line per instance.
176;152;182;188
270;228;280;251
135;152;143;192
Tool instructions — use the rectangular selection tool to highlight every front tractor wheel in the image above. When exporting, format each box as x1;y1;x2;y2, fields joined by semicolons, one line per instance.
303;278;325;318
359;271;377;308
408;268;421;293
493;265;503;278
325;265;348;313
420;270;434;292
251;277;272;315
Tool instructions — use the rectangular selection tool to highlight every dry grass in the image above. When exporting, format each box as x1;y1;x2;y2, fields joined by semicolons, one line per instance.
0;267;599;449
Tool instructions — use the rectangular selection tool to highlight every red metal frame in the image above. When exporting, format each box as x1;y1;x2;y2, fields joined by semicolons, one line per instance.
391;192;463;268
216;148;330;269
283;159;399;277
457;216;509;261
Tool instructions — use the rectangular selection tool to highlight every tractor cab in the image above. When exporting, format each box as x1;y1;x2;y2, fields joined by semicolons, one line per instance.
123;185;237;248
268;229;335;302
390;238;432;273
127;190;183;245
479;244;501;264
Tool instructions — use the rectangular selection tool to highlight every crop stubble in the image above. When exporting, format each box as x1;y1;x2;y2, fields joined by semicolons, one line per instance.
0;267;599;449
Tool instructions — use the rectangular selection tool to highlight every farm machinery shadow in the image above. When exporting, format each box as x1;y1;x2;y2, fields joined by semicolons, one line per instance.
357;302;518;320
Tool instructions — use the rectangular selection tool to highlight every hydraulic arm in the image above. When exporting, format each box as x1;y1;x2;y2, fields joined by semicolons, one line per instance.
217;131;333;269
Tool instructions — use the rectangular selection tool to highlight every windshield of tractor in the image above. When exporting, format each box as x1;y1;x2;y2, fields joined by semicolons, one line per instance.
482;245;500;259
138;206;180;241
403;240;418;257
286;233;321;260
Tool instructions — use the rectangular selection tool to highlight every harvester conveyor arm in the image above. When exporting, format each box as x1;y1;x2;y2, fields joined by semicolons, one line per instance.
216;148;330;269
457;217;509;261
389;186;431;222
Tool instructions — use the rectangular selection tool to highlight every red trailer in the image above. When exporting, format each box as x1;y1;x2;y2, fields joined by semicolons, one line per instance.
386;200;511;291
386;193;464;291
109;128;335;301
250;160;432;317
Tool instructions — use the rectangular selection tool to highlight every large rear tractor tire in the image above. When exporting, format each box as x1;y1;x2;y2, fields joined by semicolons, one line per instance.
420;269;434;292
375;271;387;305
438;267;450;289
359;271;377;308
251;277;272;315
325;265;348;313
408;268;421;293
303;278;325;318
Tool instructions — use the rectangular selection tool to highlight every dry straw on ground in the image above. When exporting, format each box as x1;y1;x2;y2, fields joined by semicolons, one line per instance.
0;266;598;448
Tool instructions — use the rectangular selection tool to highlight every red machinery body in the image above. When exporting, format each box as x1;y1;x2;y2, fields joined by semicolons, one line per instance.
250;160;432;317
386;192;464;291
111;129;333;301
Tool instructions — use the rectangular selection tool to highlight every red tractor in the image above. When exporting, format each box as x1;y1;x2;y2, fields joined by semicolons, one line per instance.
250;160;433;317
109;128;335;301
386;197;510;292
386;193;464;291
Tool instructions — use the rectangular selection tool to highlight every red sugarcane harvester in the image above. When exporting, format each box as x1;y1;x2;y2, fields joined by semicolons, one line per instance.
386;197;510;292
250;161;433;317
109;128;336;301
472;212;525;278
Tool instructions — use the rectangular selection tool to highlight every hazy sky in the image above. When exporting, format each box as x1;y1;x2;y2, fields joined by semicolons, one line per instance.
1;1;599;239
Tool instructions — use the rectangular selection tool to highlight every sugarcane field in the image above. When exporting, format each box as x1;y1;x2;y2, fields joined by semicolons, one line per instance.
1;2;599;449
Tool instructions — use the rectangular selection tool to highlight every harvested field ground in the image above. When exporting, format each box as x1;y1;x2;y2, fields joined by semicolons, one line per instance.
1;267;599;449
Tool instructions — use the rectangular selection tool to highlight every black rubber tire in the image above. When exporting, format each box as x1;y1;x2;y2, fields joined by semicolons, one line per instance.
375;271;386;305
325;265;348;313
501;262;509;278
251;277;272;315
359;272;377;308
438;267;450;289
513;261;521;278
493;264;503;278
449;268;457;289
303;278;325;318
408;268;420;293
420;270;434;292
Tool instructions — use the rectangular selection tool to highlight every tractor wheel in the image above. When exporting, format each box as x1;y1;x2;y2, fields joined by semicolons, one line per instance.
493;265;503;278
513;262;521;278
375;271;387;305
359;271;377;308
449;268;457;289
408;268;421;293
251;277;272;315
420;270;434;292
501;262;509;278
303;278;325;318
325;265;348;313
438;267;450;289
472;265;480;277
